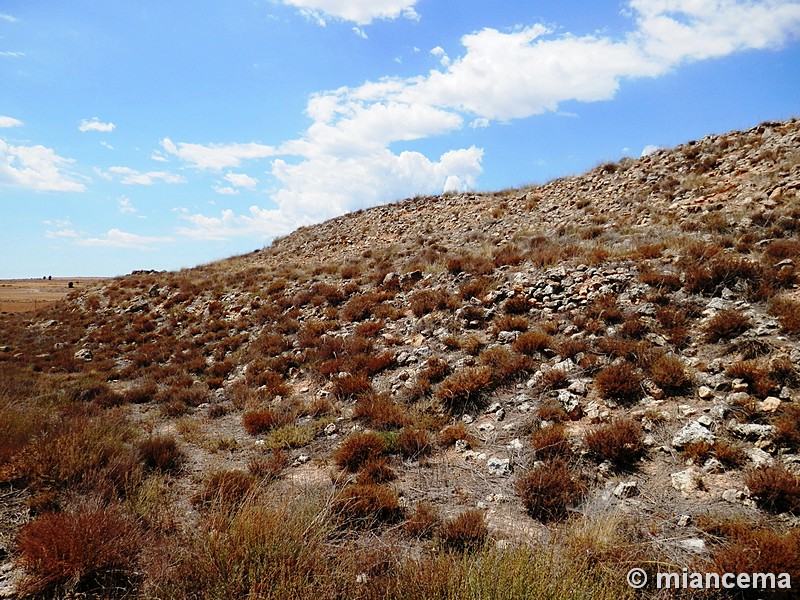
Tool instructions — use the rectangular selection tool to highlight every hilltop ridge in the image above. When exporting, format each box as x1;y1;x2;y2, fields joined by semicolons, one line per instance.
1;118;799;599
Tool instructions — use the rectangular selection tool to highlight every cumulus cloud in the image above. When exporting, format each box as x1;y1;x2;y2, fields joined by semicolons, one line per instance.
160;138;277;170
118;196;137;213
79;117;115;133
103;166;185;186
0;139;86;192
224;172;259;189
281;0;420;25
76;228;172;249
0;116;23;128
175;206;299;241
0;13;17;22
172;0;800;241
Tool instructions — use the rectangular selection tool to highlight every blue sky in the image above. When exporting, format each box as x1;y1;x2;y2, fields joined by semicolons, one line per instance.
2;0;799;278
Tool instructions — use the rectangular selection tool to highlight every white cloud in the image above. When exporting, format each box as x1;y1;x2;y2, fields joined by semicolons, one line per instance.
118;196;137;214
214;186;239;196
641;144;660;156
0;14;17;22
0;116;23;128
160;138;277;170
0;51;25;58
104;166;185;186
176;206;299;241
224;172;259;189
171;0;800;241
44;219;79;239
0;139;86;192
430;46;451;66
353;26;368;39
76;228;172;249
79;117;115;133
281;0;420;25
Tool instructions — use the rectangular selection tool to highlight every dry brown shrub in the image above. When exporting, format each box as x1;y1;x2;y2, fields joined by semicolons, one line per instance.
745;465;800;514
242;407;295;436
436;366;492;411
764;239;800;260
247;449;287;481
438;422;469;446
681;440;713;464
408;288;455;317
440;509;489;552
584;418;645;470
769;296;800;334
540;368;570;390
333;484;403;527
684;253;764;295
333;431;387;472
712;439;747;468
594;362;644;404
515;458;586;522
618;313;649;339
355;457;397;485
513;329;552;355
773;404;800;451
655;306;691;346
554;336;588;360
161;400;188;418
458;275;495;299
502;294;530;315
530;423;571;459
537;400;569;422
492;244;524;267
585;295;623;324
341;293;379;322
397;427;433;459
353;393;408;430
725;359;777;399
404;502;440;539
16;501;144;598
330;373;374;401
493;314;529;332
193;470;257;506
649;354;692;395
479;346;533;385
137;435;183;474
704;309;751;342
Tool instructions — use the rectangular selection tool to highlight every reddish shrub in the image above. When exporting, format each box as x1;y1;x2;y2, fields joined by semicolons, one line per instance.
530;423;571;459
436;366;492;411
137;435;183;474
594;362;644;404
479;347;533;385
355;457;397;485
705;309;751;342
440;509;489;552
438;422;469;447
333;484;403;527
333;431;387;472
745;465;800;514
193;470;256;506
404;502;440;539
515;458;586;522
397;427;432;459
513;330;552;355
242;408;294;436
353;393;408;430
247;449;287;481
725;360;777;399
330;373;374;401
769;296;800;334
502;295;530;315
16;502;143;597
649;354;692;396
408;289;454;317
584;418;645;470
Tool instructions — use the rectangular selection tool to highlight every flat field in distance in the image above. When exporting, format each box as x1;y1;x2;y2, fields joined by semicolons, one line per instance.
0;278;106;314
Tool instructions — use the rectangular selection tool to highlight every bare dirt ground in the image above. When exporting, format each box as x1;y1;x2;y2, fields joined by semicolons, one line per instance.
0;278;106;314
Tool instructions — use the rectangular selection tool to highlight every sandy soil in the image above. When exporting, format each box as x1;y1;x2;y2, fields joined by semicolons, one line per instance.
0;278;106;314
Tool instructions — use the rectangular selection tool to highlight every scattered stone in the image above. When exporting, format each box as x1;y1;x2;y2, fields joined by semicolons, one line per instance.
613;481;639;499
678;538;707;554
324;422;337;436
74;348;93;361
677;514;692;527
671;467;703;495
487;457;512;477
454;439;470;453
672;421;715;449
728;422;776;441
508;438;524;451
745;447;774;468
760;397;782;413
721;488;750;504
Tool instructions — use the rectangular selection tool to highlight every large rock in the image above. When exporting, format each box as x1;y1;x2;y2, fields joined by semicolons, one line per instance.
672;421;715;449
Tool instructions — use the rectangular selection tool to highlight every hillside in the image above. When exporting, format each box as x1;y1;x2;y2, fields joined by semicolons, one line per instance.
1;118;799;599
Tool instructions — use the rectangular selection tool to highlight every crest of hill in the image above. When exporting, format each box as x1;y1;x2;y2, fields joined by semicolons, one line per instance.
217;117;799;276
1;118;799;600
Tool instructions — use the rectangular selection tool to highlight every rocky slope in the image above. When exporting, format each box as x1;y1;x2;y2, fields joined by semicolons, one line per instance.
1;118;799;598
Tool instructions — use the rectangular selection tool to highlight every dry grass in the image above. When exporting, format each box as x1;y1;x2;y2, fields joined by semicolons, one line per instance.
436;366;493;412
137;434;183;474
530;423;571;459
704;309;751;342
512;329;553;355
648;354;692;395
333;483;404;528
